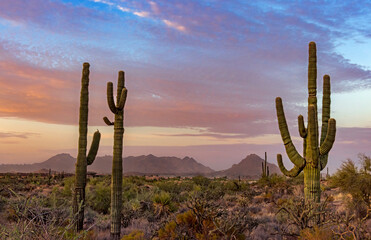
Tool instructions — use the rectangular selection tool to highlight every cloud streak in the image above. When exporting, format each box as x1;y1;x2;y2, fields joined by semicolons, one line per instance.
0;131;39;139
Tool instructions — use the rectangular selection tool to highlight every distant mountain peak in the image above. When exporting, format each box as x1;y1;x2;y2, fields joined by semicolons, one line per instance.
52;153;73;158
211;153;280;178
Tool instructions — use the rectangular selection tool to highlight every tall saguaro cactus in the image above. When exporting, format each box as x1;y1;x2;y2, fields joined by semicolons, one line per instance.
103;71;127;240
73;63;101;231
275;42;336;202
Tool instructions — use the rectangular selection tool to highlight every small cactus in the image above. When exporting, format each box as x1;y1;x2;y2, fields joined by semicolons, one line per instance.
275;42;336;203
73;63;101;231
103;71;127;240
48;168;52;185
262;152;269;178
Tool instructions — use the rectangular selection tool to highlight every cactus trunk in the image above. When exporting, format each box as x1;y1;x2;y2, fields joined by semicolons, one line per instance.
104;71;127;240
303;165;321;202
73;63;101;231
111;79;124;240
275;42;336;204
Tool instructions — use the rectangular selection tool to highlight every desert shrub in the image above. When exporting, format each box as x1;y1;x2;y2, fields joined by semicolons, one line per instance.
157;209;219;239
204;186;225;200
0;195;7;212
122;230;145;240
122;202;136;228
155;180;194;200
157;194;256;240
152;192;176;218
299;225;333;240
61;176;75;197
330;156;371;209
50;187;70;208
123;176;147;187
86;181;110;214
330;208;371;240
192;175;211;187
123;186;138;200
276;196;332;237
0;190;85;240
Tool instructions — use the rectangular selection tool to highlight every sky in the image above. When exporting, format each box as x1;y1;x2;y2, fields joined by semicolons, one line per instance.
0;0;371;172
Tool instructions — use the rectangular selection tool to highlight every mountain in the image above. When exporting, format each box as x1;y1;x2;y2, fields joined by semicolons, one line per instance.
0;153;281;178
0;154;214;175
122;154;214;175
0;153;75;173
211;154;281;178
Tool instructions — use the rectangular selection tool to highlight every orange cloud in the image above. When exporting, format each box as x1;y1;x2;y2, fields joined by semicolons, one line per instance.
162;19;187;32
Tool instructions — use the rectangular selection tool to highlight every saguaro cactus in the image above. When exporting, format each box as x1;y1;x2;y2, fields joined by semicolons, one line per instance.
275;42;336;202
73;63;101;231
262;152;269;178
103;71;127;240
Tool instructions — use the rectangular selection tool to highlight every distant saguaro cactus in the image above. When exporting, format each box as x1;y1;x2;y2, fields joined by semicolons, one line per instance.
103;71;127;240
261;152;269;178
275;42;336;203
73;63;101;231
48;168;52;185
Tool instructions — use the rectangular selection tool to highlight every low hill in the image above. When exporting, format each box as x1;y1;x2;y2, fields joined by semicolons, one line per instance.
210;154;281;178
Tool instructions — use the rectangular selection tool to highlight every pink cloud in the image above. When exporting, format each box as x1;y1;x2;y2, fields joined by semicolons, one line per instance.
0;0;108;35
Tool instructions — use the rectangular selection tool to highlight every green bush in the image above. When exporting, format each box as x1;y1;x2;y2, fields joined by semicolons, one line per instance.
152;191;176;217
192;175;211;187
87;181;110;214
330;156;371;208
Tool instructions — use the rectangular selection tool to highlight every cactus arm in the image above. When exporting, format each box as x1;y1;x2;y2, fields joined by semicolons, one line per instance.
298;115;307;138
103;116;114;126
319;75;331;170
116;87;128;110
319;155;328;171
107;82;118;114
276;97;306;168
277;154;304;177
320;75;331;145
117;71;125;101
320;118;336;156
308;42;317;98
87;130;101;165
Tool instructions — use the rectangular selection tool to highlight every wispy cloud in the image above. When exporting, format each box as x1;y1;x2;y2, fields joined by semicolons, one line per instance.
0;131;39;139
162;19;186;32
92;0;186;32
154;132;247;139
133;11;150;18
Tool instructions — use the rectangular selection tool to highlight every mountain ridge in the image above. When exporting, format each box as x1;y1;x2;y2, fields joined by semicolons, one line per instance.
0;153;281;178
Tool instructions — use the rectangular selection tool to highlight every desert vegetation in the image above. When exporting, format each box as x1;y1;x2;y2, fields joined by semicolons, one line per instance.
0;165;369;239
